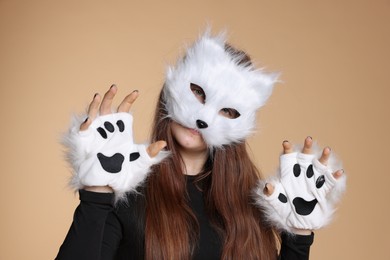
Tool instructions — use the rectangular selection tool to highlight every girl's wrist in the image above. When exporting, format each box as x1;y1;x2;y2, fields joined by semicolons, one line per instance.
291;228;313;236
84;185;114;193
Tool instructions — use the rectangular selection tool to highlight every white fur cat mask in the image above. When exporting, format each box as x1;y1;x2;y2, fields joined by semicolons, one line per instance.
163;32;278;148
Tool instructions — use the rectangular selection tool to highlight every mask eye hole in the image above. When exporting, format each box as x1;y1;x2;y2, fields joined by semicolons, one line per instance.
219;108;240;119
190;83;206;104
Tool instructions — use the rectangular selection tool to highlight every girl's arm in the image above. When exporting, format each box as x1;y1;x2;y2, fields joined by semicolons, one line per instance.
56;190;121;260
279;232;314;260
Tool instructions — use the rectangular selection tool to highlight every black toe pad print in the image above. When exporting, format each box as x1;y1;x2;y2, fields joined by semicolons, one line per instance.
277;163;327;216
96;120;141;174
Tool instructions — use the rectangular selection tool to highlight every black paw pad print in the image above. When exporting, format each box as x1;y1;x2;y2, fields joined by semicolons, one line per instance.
278;163;326;216
95;120;140;174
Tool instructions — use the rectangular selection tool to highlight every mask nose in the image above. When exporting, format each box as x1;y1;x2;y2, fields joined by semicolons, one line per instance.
196;119;208;129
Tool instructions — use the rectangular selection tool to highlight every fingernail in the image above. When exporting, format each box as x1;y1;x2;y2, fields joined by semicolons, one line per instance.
83;117;89;123
283;140;289;143
94;93;98;98
110;84;116;89
132;89;139;93
307;136;312;140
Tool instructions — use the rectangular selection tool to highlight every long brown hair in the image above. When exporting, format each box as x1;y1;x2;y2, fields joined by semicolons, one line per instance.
145;44;278;259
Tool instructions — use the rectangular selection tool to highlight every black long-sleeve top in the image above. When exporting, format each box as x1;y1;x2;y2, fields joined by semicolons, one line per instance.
56;175;314;259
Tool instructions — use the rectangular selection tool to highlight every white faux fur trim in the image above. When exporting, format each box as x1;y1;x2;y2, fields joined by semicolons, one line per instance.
62;113;89;191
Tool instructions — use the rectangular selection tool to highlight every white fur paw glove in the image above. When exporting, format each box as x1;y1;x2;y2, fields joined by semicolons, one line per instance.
64;112;168;200
255;149;346;233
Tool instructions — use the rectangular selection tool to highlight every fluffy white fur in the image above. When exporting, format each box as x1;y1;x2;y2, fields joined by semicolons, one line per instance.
62;113;169;202
254;143;347;233
163;31;278;147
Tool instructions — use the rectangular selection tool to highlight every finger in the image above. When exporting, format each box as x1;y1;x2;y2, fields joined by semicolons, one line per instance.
263;183;275;196
147;140;167;158
80;93;101;131
282;140;293;154
118;90;139;112
100;84;118;115
319;146;331;165
333;169;344;180
302;136;313;154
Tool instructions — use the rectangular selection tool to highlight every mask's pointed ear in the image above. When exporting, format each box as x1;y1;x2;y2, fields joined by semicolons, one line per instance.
255;71;281;108
269;72;281;83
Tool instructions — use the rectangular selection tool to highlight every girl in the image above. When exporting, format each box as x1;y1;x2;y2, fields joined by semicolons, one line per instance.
56;32;345;260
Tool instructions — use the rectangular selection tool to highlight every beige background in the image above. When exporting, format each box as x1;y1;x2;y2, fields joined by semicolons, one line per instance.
1;0;389;259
